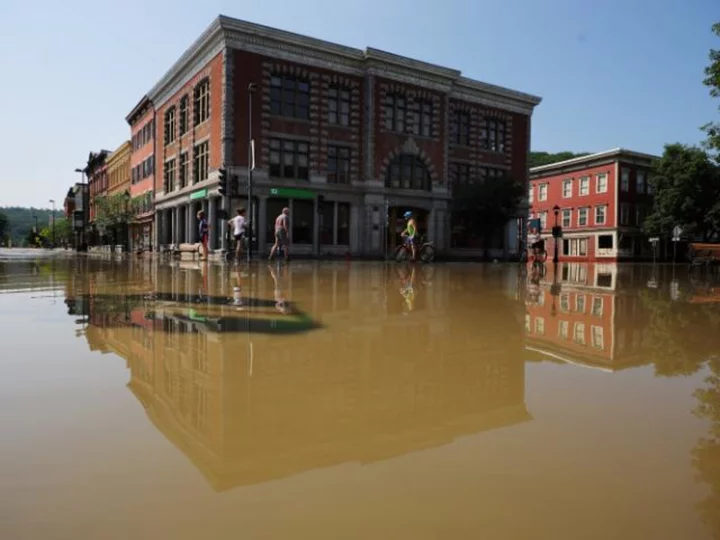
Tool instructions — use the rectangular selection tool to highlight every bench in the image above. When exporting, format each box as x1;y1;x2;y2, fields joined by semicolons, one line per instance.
688;243;720;271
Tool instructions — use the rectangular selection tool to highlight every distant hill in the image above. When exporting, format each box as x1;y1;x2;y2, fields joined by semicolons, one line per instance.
1;207;54;246
529;151;592;168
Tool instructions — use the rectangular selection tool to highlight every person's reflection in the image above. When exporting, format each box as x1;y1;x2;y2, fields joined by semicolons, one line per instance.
397;263;416;313
233;266;244;308
525;263;541;305
267;263;289;314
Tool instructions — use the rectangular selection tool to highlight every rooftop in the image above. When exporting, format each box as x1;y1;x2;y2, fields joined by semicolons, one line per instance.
530;148;660;177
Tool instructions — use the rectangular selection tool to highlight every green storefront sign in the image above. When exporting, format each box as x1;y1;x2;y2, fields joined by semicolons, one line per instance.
269;187;315;200
190;189;208;200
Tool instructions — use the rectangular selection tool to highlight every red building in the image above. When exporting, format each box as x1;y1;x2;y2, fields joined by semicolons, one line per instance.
529;149;658;262
126;96;156;251
86;150;110;228
135;15;541;257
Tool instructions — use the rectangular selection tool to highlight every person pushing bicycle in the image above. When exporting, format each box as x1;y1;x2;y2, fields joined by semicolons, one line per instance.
400;211;418;261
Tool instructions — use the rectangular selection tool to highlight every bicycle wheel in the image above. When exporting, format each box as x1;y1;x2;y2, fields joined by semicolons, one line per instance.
420;244;435;263
394;245;408;262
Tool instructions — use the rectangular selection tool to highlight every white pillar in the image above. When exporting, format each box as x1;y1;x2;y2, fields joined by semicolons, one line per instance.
186;204;193;244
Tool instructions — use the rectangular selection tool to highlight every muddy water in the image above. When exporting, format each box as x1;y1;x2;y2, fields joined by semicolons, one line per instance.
1;257;719;539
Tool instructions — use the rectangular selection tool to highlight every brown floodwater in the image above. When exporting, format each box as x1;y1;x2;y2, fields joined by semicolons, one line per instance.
1;255;720;539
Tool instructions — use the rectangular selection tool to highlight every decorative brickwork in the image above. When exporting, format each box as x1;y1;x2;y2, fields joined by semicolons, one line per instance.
378;82;442;140
318;74;362;182
378;136;439;185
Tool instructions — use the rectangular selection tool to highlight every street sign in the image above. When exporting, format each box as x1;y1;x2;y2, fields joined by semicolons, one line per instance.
673;225;683;238
649;237;660;243
269;187;315;200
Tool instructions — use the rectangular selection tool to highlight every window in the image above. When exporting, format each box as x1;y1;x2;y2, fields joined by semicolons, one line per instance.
319;201;335;244
327;146;351;184
558;320;569;340
450;162;471;187
596;173;608;193
538;183;548;201
560;294;570;312
562;209;571;228
592;297;603;317
564;238;588;256
384;93;406;132
578;207;588;226
450;110;470;145
131;167;137;185
562;179;572;198
591;326;604;349
164;107;176;145
292;199;314;244
576;294;586;313
179;95;189;135
620;203;630;225
598;234;613;250
528;185;533;203
415;100;433;137
385;154;431;191
647;174;654;194
540;211;548;230
194;79;210;125
621;168;630;191
483;118;506;152
579;238;587;256
164;158;176;192
637;170;646;194
268;139;309;180
595;205;607;225
193;141;209;184
328;85;350;126
535;317;545;336
574;323;586;345
579;176;590;196
270;75;310;120
179;152;188;189
479;167;505;181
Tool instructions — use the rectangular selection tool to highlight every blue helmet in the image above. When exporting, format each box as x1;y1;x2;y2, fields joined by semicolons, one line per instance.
403;211;413;219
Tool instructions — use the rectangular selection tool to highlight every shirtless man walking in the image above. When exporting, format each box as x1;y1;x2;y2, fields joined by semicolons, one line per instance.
268;207;290;262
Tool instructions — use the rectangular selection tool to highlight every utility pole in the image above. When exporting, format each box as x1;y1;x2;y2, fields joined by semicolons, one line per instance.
49;199;56;248
247;82;257;263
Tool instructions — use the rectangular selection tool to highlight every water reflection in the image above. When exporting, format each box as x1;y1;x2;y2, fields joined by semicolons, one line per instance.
62;260;529;491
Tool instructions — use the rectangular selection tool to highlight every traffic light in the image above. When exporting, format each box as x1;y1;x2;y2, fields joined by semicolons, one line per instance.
317;194;325;214
218;168;228;196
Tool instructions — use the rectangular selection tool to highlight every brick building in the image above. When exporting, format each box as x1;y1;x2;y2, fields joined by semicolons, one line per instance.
126;96;156;251
140;16;541;256
86;150;110;234
529;149;658;262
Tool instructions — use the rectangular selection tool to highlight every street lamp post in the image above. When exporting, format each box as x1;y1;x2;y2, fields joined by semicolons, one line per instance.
74;168;86;251
49;199;56;248
552;205;560;264
247;82;256;263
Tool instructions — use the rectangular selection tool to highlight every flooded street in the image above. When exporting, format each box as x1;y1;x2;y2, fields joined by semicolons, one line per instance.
1;255;720;539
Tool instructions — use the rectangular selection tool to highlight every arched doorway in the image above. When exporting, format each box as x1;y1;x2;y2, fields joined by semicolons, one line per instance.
386;206;429;252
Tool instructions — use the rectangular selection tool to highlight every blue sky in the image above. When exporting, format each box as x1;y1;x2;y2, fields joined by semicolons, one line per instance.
0;0;717;208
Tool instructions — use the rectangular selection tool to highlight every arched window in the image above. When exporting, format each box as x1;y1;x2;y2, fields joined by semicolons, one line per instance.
385;154;431;191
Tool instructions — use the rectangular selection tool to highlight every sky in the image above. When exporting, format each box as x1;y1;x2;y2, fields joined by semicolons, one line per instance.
0;0;717;208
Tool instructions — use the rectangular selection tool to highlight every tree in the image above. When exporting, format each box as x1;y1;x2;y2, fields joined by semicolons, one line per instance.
94;192;133;247
644;144;720;241
529;151;591;168
0;211;7;243
451;174;525;259
702;22;720;157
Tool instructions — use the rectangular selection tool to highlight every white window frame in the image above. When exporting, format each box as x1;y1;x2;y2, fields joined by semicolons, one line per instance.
562;179;573;198
576;294;586;313
574;322;586;345
538;183;548;201
540;211;548;230
596;173;608;193
595;205;607;225
591;326;604;349
579;176;590;196
578;207;588;227
560;293;570;312
535;317;545;336
562;209;571;228
528;185;534;204
592;297;603;317
558;320;569;340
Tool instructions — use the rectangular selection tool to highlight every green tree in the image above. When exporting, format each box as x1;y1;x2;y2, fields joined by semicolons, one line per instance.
702;22;720;157
451;174;524;259
94;193;132;247
529;151;591;168
644;144;720;241
0;211;7;243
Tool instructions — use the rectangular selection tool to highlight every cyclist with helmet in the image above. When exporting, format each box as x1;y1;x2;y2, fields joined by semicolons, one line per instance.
401;211;418;261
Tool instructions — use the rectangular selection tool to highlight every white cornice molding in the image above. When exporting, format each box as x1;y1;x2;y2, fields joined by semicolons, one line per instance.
530;148;659;177
146;15;543;116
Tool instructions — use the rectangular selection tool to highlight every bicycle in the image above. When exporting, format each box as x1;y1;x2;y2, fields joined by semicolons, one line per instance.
518;240;547;264
394;235;435;263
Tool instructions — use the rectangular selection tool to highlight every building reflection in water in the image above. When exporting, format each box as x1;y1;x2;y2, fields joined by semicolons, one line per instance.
64;260;530;492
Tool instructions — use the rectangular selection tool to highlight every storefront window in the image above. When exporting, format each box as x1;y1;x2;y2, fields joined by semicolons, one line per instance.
319;202;335;244
450;214;503;249
292;200;314;244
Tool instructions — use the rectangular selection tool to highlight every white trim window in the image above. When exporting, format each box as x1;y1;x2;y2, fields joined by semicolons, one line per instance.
621;168;630;192
540;211;548;229
576;294;586;313
528;185;534;204
591;326;604;349
562;179;573;198
595;205;607;225
578;207;588;227
535;317;545;336
538;183;548;201
558;320;569;339
562;209;571;228
592;297;603;317
574;322;586;345
579;176;590;196
596;173;608;193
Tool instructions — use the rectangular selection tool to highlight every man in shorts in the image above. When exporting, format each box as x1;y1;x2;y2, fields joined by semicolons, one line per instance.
227;207;247;261
268;207;290;262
